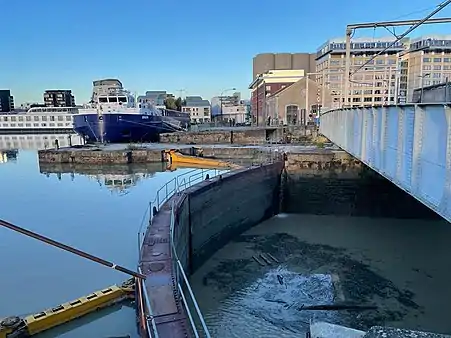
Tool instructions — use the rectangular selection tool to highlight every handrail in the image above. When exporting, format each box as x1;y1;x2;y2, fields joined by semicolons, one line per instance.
169;200;212;338
138;266;160;338
138;168;224;250
136;167;225;338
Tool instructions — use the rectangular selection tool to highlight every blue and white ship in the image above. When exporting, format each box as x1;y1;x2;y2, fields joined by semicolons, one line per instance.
73;79;189;143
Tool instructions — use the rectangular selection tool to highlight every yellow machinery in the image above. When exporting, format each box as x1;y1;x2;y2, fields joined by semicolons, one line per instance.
164;149;241;169
0;279;134;338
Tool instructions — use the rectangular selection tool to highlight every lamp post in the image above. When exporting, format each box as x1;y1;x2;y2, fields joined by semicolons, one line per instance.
418;73;431;102
219;87;236;122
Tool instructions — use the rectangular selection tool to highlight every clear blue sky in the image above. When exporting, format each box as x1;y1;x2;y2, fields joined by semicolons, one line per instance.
1;0;451;104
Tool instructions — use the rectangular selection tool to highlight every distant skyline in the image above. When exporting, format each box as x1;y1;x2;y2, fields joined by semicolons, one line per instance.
1;0;451;104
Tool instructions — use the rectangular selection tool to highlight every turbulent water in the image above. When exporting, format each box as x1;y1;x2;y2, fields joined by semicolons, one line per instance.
191;213;451;337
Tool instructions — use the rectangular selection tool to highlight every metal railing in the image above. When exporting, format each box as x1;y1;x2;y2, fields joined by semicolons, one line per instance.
169;201;212;338
137;168;225;338
138;168;224;250
137;266;160;338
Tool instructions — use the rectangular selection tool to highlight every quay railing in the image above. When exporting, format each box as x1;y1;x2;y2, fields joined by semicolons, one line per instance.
137;168;225;338
169;200;212;338
138;168;224;250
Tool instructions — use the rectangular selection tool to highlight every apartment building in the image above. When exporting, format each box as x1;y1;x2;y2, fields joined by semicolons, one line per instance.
182;96;211;124
0;90;14;112
316;37;405;108
401;35;451;102
43;90;75;107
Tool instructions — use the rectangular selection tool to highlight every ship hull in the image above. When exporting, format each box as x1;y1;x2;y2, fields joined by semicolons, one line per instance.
73;113;179;143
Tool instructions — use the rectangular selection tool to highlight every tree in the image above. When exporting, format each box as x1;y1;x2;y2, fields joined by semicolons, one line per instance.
164;97;177;110
174;97;186;111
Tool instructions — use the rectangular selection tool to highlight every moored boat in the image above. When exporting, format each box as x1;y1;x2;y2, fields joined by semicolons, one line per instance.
73;79;189;143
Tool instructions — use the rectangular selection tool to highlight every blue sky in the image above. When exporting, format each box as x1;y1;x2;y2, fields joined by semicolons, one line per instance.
1;0;451;104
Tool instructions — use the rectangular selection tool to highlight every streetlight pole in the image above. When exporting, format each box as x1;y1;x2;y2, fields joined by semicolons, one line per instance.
219;87;236;122
418;73;430;103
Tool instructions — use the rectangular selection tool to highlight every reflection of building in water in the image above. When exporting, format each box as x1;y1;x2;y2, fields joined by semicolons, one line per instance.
0;133;82;150
0;150;18;163
93;173;151;194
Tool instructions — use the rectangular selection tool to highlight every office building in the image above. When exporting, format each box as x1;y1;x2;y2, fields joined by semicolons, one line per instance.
182;96;211;124
44;90;75;107
0;90;14;112
316;37;405;109
401;35;451;102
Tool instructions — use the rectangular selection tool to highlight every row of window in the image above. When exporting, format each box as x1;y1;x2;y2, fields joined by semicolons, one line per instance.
423;57;451;63
1;122;71;128
318;41;404;56
330;59;397;66
1;115;72;122
29;108;78;113
423;65;451;70
0;135;68;140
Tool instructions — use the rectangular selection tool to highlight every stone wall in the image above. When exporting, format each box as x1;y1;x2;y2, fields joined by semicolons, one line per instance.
160;129;269;145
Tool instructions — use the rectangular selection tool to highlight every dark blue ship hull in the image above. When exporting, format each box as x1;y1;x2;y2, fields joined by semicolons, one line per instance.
73;113;188;143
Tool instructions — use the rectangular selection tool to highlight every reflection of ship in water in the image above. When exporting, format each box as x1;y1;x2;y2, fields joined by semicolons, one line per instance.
0;150;18;163
0;133;83;151
39;162;167;195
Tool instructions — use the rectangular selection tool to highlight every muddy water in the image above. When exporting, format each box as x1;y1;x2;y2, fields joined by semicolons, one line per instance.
190;213;451;337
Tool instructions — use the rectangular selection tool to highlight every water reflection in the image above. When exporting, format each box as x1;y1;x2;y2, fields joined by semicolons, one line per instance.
0;133;83;150
39;162;167;195
0;148;204;338
0;150;18;163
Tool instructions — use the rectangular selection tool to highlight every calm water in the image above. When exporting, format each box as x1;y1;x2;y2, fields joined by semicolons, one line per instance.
191;214;451;337
0;143;213;337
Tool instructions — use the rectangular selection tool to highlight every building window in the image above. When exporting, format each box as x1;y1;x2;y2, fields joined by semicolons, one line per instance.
266;85;271;91
286;105;299;125
434;58;442;62
423;65;432;70
433;65;441;70
423;57;431;62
